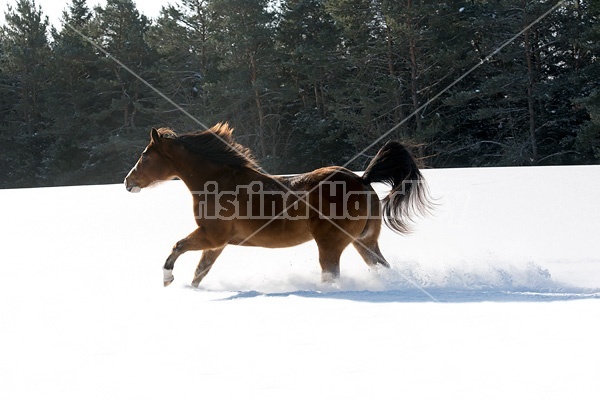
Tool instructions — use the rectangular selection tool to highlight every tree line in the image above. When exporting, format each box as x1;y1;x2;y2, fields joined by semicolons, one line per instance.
1;0;599;188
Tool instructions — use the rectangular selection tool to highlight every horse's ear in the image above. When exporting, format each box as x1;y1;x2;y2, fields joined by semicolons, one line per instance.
150;128;160;144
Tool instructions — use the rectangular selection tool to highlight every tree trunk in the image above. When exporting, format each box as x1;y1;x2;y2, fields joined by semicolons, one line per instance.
406;1;421;133
386;23;401;126
250;52;267;158
523;0;538;164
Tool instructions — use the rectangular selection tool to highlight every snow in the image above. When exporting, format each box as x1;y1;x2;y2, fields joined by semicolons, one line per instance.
1;165;599;399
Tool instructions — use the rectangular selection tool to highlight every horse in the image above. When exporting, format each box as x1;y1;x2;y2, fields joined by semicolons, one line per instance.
124;123;431;287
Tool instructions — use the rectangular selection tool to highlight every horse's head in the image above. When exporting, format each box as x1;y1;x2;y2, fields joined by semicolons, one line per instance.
124;128;177;193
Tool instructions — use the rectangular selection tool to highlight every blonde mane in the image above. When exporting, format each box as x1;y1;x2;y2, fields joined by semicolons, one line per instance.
159;123;257;170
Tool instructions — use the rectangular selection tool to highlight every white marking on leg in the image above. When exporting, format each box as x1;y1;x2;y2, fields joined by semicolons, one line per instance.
163;268;174;284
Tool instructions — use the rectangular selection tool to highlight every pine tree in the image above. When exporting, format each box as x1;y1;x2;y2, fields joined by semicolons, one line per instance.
0;0;51;187
82;0;156;182
1;0;50;135
2;0;599;188
574;0;600;161
208;0;279;167
326;0;448;158
276;0;351;172
43;0;98;185
279;0;341;114
147;0;218;129
93;0;154;131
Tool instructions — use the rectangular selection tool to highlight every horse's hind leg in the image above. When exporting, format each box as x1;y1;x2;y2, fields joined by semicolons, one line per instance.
191;247;225;288
315;239;349;283
318;246;343;283
353;240;390;269
353;217;390;269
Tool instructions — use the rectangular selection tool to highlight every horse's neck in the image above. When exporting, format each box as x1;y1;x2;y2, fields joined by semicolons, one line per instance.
175;157;269;192
171;154;220;191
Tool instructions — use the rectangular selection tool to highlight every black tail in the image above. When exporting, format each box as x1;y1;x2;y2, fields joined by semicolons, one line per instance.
362;141;432;234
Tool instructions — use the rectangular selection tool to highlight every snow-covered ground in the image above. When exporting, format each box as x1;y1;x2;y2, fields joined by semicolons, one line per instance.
1;166;599;399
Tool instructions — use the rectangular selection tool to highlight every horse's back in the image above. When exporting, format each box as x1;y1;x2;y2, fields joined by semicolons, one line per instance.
283;166;363;191
280;166;381;241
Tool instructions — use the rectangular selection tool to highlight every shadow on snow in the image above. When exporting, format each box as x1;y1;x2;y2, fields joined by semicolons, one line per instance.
214;288;600;303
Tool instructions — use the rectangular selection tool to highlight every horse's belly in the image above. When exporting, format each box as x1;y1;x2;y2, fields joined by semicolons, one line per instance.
233;219;312;248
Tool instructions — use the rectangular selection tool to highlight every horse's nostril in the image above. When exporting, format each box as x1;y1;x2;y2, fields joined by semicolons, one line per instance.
126;184;141;193
124;177;141;193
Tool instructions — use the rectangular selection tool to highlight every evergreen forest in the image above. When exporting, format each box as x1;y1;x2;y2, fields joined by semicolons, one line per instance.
1;0;599;188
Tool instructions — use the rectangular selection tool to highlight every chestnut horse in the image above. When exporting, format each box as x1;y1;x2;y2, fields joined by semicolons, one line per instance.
124;123;431;287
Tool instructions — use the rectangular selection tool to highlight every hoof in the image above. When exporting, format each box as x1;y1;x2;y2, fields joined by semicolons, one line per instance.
321;272;340;284
163;268;174;287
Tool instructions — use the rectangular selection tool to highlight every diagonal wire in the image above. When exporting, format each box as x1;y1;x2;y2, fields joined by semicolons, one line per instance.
65;23;384;268
66;22;271;177
65;22;212;132
65;23;426;294
66;0;563;301
65;22;438;299
199;0;566;268
209;0;566;249
335;0;566;171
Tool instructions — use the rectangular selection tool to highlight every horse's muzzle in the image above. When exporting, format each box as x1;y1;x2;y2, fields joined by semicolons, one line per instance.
124;178;141;193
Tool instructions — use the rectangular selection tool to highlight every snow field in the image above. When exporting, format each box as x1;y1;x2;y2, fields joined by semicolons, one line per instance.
1;165;599;399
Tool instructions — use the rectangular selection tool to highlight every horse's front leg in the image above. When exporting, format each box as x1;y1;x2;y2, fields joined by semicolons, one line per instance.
191;247;225;288
163;226;225;287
